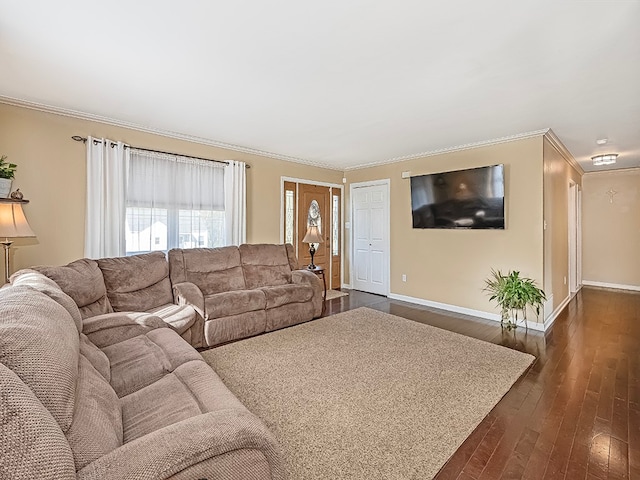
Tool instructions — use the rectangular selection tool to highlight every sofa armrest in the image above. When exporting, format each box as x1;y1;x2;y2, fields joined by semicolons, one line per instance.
172;282;206;348
82;312;168;348
291;269;323;317
77;409;284;480
172;281;205;318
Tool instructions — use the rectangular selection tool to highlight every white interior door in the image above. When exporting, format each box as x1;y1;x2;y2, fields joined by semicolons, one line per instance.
352;182;389;295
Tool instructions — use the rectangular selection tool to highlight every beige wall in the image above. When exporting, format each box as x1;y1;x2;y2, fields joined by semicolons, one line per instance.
344;136;545;318
582;168;640;288
0;103;342;278
542;137;582;313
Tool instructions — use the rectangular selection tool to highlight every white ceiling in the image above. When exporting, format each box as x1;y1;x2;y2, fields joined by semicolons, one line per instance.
1;1;639;172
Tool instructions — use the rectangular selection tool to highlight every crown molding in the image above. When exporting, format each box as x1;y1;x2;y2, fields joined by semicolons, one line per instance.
543;129;585;175
582;166;640;176
0;95;343;171
344;129;550;171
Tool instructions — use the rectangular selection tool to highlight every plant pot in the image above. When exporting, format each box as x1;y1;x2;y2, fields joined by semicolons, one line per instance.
0;178;12;198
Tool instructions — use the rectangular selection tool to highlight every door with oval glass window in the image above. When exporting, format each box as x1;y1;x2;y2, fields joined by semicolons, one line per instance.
298;184;331;273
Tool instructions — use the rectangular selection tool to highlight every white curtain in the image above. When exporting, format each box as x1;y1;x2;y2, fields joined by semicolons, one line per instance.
224;160;246;245
128;151;225;210
85;137;129;258
127;150;225;252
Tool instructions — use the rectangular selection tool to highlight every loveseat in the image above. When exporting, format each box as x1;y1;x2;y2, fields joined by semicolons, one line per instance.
169;243;323;347
0;270;284;479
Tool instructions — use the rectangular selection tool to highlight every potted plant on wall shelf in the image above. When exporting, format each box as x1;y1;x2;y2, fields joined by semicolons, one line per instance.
484;269;546;330
0;155;17;198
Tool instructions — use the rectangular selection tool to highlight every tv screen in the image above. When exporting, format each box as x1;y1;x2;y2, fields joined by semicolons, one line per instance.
410;164;505;229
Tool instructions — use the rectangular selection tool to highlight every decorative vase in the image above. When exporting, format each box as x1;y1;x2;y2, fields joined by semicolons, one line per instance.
0;179;12;198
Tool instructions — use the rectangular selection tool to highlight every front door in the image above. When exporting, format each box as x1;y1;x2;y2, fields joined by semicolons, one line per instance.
352;183;389;295
298;184;331;273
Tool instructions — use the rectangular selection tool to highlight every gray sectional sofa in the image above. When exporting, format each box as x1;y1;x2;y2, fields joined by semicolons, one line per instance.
0;243;323;479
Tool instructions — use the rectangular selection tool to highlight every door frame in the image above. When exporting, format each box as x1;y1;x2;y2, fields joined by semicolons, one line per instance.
349;179;391;295
280;176;344;287
568;181;582;293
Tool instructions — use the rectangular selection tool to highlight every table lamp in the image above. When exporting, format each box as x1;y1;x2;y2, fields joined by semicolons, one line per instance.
0;200;35;283
302;225;323;269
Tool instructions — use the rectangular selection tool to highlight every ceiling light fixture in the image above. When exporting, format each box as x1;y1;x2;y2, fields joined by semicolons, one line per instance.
591;153;618;166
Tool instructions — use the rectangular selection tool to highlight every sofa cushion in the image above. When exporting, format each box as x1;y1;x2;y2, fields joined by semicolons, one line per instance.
79;333;111;382
265;302;315;332
0;286;79;432
203;310;267;347
97;252;174;312
65;355;123;471
260;284;314;309
34;258;112;319
120;360;247;443
204;289;266;319
0;363;76;480
168;247;246;295
147;303;196;335
101;328;202;398
10;269;83;333
239;244;293;289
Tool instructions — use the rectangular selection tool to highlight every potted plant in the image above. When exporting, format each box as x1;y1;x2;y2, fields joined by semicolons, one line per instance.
0;155;17;198
484;269;546;330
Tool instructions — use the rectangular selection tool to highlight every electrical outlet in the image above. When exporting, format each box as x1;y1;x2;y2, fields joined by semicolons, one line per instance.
402;274;407;282
564;276;567;285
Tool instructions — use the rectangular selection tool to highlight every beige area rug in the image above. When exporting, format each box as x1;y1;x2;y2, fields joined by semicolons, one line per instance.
324;289;349;300
201;307;534;480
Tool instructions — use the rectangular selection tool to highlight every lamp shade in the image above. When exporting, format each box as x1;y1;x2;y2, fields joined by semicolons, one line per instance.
302;225;323;244
0;202;35;238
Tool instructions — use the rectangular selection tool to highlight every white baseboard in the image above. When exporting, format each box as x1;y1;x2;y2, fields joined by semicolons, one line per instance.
387;293;547;332
582;280;640;292
341;283;352;289
543;293;572;332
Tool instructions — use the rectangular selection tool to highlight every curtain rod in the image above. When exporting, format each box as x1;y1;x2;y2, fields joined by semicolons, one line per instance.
70;136;250;168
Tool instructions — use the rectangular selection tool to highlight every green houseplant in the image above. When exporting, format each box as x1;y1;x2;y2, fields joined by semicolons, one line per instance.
0;155;17;198
484;269;546;329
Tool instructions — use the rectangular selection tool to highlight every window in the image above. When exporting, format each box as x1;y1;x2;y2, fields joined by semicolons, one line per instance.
285;190;295;245
125;150;225;255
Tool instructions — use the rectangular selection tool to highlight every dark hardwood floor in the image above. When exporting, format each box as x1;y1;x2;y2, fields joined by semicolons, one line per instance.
322;287;640;480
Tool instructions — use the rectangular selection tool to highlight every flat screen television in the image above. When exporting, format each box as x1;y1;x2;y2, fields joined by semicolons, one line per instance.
410;164;505;229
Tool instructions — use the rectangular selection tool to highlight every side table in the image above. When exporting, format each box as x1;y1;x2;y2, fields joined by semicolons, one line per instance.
307;265;327;315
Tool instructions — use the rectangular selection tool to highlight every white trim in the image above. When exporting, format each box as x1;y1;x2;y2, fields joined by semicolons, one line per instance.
349;179;391;295
582;280;640;292
341;283;352;289
544;129;585;175
281;176;343;189
388;293;549;332
344;129;550;171
543;292;574;332
280;176;345;286
279;180;285;244
0;95;343;171
583;166;640;176
2;96;593;174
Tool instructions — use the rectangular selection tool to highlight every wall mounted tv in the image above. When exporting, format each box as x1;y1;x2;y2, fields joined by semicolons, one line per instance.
410;164;505;229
